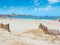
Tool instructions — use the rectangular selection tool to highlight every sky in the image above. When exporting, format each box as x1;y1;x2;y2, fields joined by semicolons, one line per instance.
0;0;60;16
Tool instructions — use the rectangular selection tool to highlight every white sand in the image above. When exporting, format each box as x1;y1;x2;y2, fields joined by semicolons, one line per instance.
0;29;60;45
0;18;40;34
0;18;60;34
0;18;60;45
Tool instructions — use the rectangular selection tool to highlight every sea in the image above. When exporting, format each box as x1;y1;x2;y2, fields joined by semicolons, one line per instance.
2;15;60;20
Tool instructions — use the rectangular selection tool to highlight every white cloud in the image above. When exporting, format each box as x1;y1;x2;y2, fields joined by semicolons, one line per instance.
39;8;43;10
42;5;54;11
34;0;39;6
48;0;60;4
10;6;14;9
35;3;40;6
44;5;53;11
34;8;42;11
34;5;54;11
9;6;15;13
3;6;7;8
32;0;40;6
34;8;38;11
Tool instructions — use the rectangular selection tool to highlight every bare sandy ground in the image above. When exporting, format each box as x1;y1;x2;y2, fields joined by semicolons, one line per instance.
0;18;60;34
0;18;60;45
0;28;60;45
0;18;40;34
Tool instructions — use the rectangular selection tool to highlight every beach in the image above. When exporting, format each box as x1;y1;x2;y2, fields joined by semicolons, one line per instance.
0;18;60;45
0;18;40;34
0;18;60;34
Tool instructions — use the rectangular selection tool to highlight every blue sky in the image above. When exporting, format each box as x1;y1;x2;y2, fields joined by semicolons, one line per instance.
0;0;60;16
